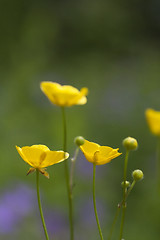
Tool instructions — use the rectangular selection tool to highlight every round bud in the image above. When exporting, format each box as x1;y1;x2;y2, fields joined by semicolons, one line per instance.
121;181;130;188
74;136;85;146
122;137;138;151
132;169;144;181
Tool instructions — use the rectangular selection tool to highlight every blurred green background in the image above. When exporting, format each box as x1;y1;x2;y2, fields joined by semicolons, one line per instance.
1;0;160;239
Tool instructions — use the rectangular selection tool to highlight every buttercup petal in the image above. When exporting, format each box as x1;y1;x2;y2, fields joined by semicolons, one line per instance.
81;151;96;163
80;140;121;165
99;146;114;156
76;96;87;105
56;87;79;106
40;151;69;168
40;81;61;105
94;147;122;165
16;144;69;176
21;146;47;168
80;140;100;154
16;146;35;167
80;140;100;163
30;145;50;151
72;87;88;105
40;81;88;107
145;108;160;136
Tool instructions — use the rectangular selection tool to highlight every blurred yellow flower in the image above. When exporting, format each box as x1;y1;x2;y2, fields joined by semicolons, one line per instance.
80;140;122;165
145;108;160;136
40;81;88;107
16;144;69;178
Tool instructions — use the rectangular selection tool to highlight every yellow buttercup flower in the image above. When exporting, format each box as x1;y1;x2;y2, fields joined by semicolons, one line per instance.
145;108;160;136
80;140;122;165
16;144;69;178
40;81;88;107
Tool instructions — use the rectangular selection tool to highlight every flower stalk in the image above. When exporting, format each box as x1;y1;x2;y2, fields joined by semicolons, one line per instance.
79;139;121;239
156;136;160;191
36;169;50;240
119;150;129;240
70;147;79;192
126;180;136;198
108;205;120;240
61;106;74;240
93;163;104;240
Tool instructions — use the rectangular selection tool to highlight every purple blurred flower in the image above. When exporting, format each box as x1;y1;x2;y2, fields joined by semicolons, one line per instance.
77;197;107;227
76;151;106;179
76;152;93;178
0;183;35;234
74;197;108;240
45;208;68;236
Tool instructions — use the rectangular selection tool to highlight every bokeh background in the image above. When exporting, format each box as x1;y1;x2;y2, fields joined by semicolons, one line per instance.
1;0;160;239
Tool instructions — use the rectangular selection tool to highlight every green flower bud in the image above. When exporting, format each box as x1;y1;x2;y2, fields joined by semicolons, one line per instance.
122;137;138;151
132;169;144;181
74;136;85;146
121;181;130;188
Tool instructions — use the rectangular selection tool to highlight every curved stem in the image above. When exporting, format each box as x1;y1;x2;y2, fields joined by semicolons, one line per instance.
126;180;136;199
93;163;104;240
61;107;74;240
119;150;129;240
36;169;49;240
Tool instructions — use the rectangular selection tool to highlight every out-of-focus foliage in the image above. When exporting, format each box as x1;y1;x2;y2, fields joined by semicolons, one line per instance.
1;0;160;239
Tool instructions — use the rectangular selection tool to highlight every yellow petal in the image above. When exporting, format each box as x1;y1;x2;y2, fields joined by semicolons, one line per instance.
79;140;122;165
40;81;62;105
20;145;49;168
31;145;50;151
40;151;69;168
72;87;88;105
40;81;88;107
55;85;80;106
145;108;160;136
94;147;122;165
80;140;100;163
16;146;35;167
80;140;100;152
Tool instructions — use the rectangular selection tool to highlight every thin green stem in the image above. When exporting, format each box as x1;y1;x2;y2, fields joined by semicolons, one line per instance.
108;205;121;240
70;147;79;193
36;169;49;240
122;150;129;201
93;163;104;240
119;150;129;240
61;107;67;152
156;136;160;191
119;205;126;240
61;107;74;240
126;180;136;199
109;176;135;240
